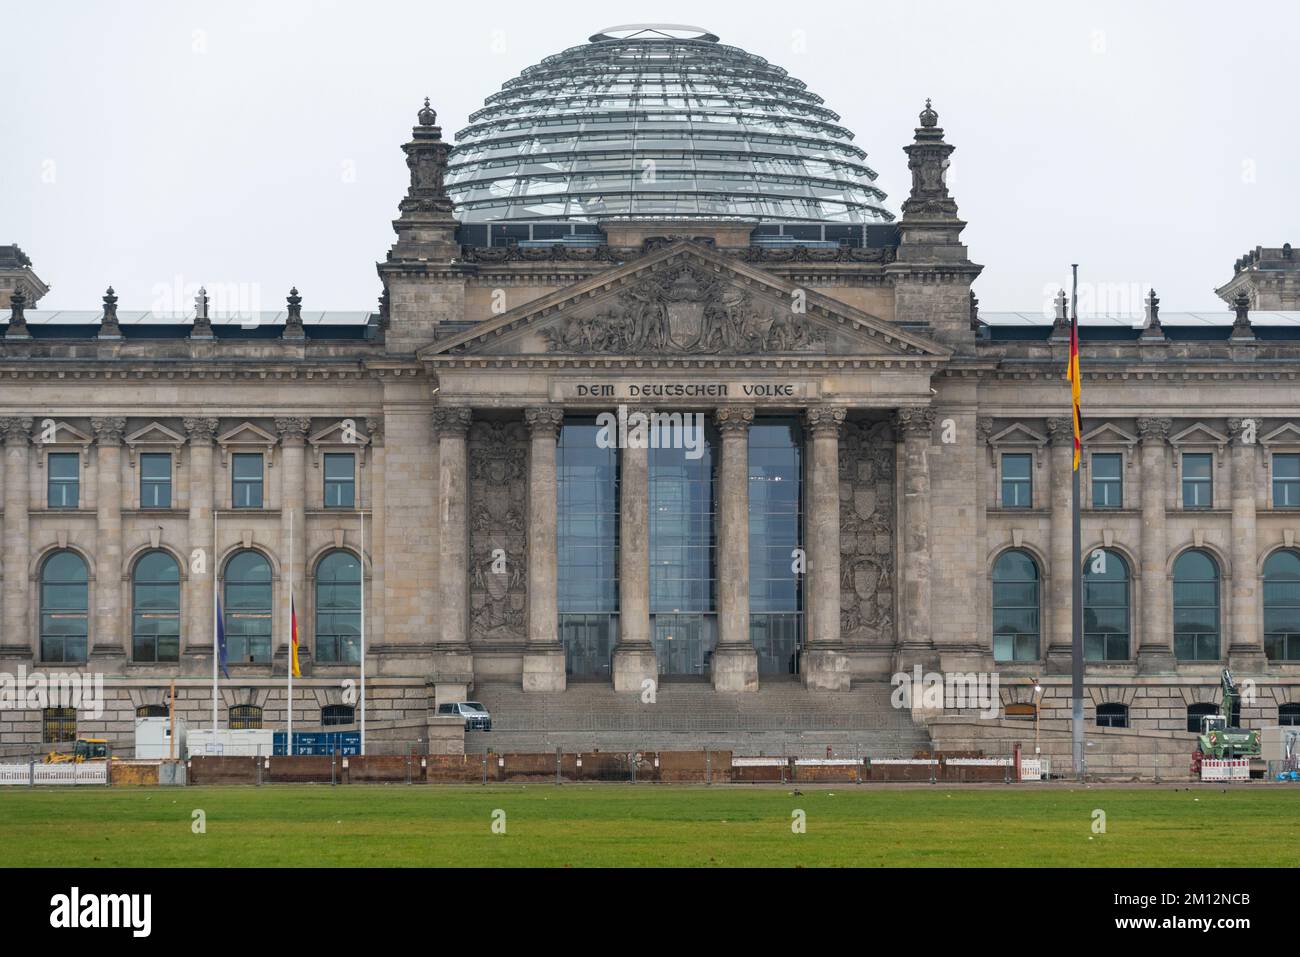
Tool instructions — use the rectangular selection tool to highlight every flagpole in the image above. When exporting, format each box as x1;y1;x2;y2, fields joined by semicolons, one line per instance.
287;510;294;753
212;509;218;733
359;460;367;757
1070;263;1084;779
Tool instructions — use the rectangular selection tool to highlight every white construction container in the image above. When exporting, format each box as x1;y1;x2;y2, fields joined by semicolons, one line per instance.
134;716;188;759
187;728;275;758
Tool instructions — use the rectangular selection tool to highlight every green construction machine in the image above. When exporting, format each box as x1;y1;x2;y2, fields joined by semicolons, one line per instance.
1191;669;1261;773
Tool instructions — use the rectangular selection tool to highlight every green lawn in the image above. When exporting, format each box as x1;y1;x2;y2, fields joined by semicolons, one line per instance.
2;785;1296;867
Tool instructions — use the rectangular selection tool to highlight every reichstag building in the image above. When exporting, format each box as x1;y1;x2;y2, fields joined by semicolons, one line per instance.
2;24;1298;754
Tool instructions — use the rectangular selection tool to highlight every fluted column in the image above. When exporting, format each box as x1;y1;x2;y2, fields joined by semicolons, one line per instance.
522;407;565;692
803;406;849;691
184;417;218;661
431;408;474;705
1;417;32;658
91;417;127;659
612;408;656;692
1227;417;1266;669
895;407;936;671
1136;417;1174;671
276;417;311;671
713;406;758;692
1044;417;1076;670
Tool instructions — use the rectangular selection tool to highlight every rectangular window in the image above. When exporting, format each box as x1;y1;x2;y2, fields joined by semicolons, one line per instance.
232;453;263;508
1273;453;1300;508
140;453;172;508
48;453;80;508
323;453;356;508
1182;453;1213;509
1000;453;1032;508
1091;453;1122;508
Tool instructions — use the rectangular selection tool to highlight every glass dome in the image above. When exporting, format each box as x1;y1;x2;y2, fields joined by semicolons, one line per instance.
445;25;893;225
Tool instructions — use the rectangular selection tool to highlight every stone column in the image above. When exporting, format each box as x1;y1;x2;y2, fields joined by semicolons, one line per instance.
803;406;849;691
275;417;311;672
432;407;474;704
522;407;565;692
1227;417;1266;669
1;417;32;659
91;417;127;659
1136;417;1174;672
365;419;385;653
713;406;759;692
1044;417;1076;671
612;408;656;692
184;417;219;661
894;407;936;673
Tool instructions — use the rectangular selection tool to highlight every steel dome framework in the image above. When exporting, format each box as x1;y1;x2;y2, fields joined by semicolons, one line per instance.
445;25;893;225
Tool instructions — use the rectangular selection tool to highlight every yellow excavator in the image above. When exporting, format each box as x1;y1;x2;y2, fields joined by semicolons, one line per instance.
42;738;115;763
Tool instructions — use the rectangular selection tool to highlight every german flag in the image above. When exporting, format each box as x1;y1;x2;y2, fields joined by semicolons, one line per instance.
290;595;301;678
1066;299;1082;471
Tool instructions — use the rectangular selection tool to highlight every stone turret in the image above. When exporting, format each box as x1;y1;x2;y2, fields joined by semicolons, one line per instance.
0;245;49;309
1215;243;1300;310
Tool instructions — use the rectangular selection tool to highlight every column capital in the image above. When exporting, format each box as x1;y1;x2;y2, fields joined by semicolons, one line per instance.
805;406;846;436
1045;416;1075;445
366;418;385;448
714;406;754;435
893;406;934;438
91;416;127;446
432;407;472;438
274;415;312;445
183;416;220;444
1226;417;1259;445
524;407;564;437
976;417;995;446
0;416;33;447
1135;416;1172;443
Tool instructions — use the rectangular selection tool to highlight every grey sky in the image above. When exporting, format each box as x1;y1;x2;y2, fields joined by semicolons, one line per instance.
4;0;1296;316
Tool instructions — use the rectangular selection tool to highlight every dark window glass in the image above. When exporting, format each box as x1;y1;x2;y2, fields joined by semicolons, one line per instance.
1279;704;1300;726
43;707;77;743
316;550;361;663
1173;549;1219;661
48;453;80;508
1187;701;1233;734
322;704;354;727
224;550;272;663
1091;453;1122;508
40;550;88;663
136;704;168;718
1263;549;1300;661
133;550;180;662
1096;703;1129;728
992;549;1040;662
749;419;802;675
324;453;355;508
1273;454;1300;508
140;453;172;508
1083;549;1129;661
1182;453;1213;508
1001;453;1032;508
232;453;263;508
229;704;262;730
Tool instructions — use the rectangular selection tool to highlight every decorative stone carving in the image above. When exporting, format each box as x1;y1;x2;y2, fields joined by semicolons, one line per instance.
805;406;846;436
714;406;754;434
542;259;825;355
1136;417;1172;442
741;244;894;264
839;419;896;643
0;416;32;446
976;417;995;446
459;244;620;264
431;407;472;437
183;416;220;444
467;419;528;642
274;416;312;445
524;407;563;437
1045;417;1075;445
1226;417;1257;445
91;417;127;446
894;407;935;437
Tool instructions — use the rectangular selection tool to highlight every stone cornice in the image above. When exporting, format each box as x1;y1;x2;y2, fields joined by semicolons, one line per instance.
420;354;945;372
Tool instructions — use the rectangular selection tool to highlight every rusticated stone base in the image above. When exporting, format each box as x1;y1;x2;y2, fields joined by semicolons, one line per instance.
521;647;567;693
710;644;759;692
612;647;659;693
802;647;851;691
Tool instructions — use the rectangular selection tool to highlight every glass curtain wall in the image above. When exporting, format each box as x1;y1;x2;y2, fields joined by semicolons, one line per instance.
748;418;802;674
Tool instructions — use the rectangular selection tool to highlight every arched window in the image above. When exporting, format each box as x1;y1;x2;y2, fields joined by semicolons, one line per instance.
1083;548;1130;661
133;550;181;662
1263;549;1300;661
1186;701;1237;733
1096;703;1129;728
229;704;262;730
1004;702;1036;720
316;550;362;663
322;704;355;727
42;707;77;743
136;704;168;718
1279;704;1300;727
1172;549;1220;661
40;551;89;663
992;549;1040;662
224;551;273;664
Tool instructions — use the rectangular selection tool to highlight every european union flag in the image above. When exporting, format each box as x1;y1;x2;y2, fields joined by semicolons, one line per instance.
216;596;230;679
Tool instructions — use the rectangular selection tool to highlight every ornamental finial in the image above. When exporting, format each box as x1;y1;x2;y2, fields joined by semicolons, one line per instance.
417;97;437;126
920;98;938;128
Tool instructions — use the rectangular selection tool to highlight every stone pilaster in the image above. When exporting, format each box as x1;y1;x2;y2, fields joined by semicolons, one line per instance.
1;417;32;659
1136;417;1174;672
1227;417;1266;670
522;407;565;692
91;417;127;659
432;407;474;703
713;406;759;692
612;409;656;692
1044;417;1076;671
275;416;311;671
183;417;219;660
894;407;936;673
803;406;849;691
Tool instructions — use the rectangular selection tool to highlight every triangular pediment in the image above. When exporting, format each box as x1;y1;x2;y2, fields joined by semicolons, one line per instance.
989;423;1048;447
43;420;92;446
218;422;277;447
418;241;950;362
125;421;186;447
1082;422;1138;447
1261;422;1300;446
1170;422;1228;448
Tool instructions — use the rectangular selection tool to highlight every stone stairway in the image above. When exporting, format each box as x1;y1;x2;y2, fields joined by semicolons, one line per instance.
464;677;932;758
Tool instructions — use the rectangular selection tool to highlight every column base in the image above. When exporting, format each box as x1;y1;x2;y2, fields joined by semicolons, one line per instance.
521;646;567;693
711;644;759;692
802;647;850;692
1135;646;1176;675
612;646;658;693
430;645;475;709
892;644;940;677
